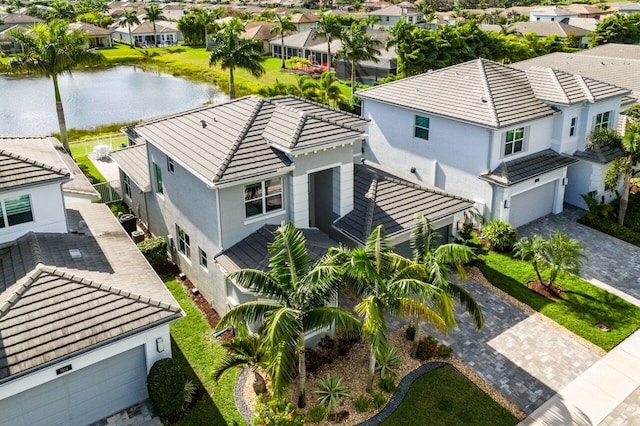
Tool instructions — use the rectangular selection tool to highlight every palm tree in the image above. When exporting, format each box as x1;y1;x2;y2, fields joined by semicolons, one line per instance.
8;20;102;155
514;235;546;285
194;7;219;50
316;71;343;108
587;125;640;225
120;9;140;48
288;75;318;100
330;225;451;392
208;19;265;100
336;21;382;100
217;223;360;408
271;14;296;69
258;79;291;97
313;13;342;71
144;3;166;47
409;214;484;357
48;0;75;22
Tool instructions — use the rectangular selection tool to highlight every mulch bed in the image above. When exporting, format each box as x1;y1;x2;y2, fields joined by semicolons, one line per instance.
526;280;565;300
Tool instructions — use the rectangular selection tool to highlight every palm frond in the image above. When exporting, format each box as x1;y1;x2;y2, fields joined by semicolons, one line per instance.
445;282;485;329
217;301;281;330
304;307;361;338
227;269;286;301
396;298;448;334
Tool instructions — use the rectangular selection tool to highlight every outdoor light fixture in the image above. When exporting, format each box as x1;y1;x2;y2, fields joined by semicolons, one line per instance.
156;337;165;353
504;200;510;209
562;177;569;186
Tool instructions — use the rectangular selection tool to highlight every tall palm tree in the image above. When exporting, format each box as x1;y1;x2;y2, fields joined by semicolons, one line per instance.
193;7;219;50
48;0;76;22
313;13;342;71
587;125;640;225
330;225;452;392
208;19;265;100
8;20;102;155
409;214;484;357
336;21;382;100
217;223;360;408
120;9;140;48
144;3;166;47
271;14;296;69
316;71;343;108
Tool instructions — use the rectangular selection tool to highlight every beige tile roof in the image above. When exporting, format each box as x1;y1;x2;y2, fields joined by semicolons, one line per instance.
241;22;276;41
291;12;319;23
110;143;150;191
513;21;591;37
357;59;556;129
0;150;69;191
368;4;419;16
530;6;578;16
70;21;113;36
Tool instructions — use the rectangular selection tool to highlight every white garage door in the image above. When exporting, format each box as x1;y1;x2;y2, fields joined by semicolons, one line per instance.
0;346;148;426
510;182;556;228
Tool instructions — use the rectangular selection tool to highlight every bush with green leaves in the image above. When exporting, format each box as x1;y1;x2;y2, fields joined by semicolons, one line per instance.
254;397;304;426
405;324;416;341
307;405;326;423
415;335;439;361
482;220;517;253
437;345;453;359
314;374;350;414
137;236;168;268
376;346;402;379
370;391;387;409
353;395;372;412
146;358;188;418
378;375;397;393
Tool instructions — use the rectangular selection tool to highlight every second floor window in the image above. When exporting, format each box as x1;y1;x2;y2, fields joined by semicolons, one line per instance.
414;115;430;140
0;195;33;228
167;156;175;173
569;117;577;137
154;162;163;195
244;178;283;218
176;224;190;258
504;127;525;156
594;111;612;131
122;173;132;198
199;247;208;269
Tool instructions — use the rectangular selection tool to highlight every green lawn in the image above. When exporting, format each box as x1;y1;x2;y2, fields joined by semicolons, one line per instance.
479;251;640;351
381;365;518;426
164;278;245;426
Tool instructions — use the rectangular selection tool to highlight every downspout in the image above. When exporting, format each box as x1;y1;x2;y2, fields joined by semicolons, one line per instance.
215;187;223;251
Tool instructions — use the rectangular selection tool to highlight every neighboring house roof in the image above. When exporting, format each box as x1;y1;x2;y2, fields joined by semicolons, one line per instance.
334;164;474;244
241;22;276;41
291;12;319;23
564;4;608;15
566;17;599;31
368;4;419;16
110;143;150;191
525;66;630;105
512;21;591;37
0;136;99;201
116;21;178;35
0;150;69;191
573;144;623;164
132;95;367;185
618;2;640;11
575;43;640;60
357;59;556;129
530;6;578;16
215;224;336;273
0;13;43;25
480;149;578;187
271;29;317;49
70;21;113;36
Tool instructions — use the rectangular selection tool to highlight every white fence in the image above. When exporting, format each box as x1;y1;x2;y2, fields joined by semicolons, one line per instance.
93;180;122;204
69;134;129;157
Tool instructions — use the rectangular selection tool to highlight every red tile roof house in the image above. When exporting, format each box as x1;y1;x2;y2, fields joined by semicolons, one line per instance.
0;136;183;425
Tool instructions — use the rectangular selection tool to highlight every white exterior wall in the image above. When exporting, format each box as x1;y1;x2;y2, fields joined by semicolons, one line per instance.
0;325;171;401
0;184;67;245
488;115;554;170
529;11;578;21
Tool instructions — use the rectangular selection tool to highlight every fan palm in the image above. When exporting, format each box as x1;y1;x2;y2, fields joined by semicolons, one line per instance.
144;3;166;47
317;71;343;108
313;13;342;71
217;223;360;408
119;9;140;48
410;214;484;357
8;20;103;155
330;225;451;392
336;21;382;100
271;14;296;69
208;19;265;100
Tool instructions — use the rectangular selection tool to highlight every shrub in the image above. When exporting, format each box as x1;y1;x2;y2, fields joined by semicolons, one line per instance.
147;358;187;418
378;375;397;393
376;346;402;378
370;391;387;409
416;336;439;361
314;374;350;413
405;324;416;341
254;397;304;426
137;236;168;268
307;405;326;423
579;213;640;247
482;220;517;253
436;345;453;359
353;395;372;412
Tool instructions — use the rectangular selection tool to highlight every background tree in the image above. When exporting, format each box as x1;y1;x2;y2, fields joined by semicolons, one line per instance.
208;18;265;100
217;223;360;408
589;13;640;47
194;7;220;50
288;75;318;100
271;14;296;69
316;71;344;108
48;0;76;21
120;9;140;48
336;21;381;100
144;3;166;47
9;20;103;155
313;13;342;71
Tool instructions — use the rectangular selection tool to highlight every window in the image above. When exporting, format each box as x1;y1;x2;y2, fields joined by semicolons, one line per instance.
199;247;208;269
414;115;430;140
176;224;190;258
504;127;525;156
244;178;283;218
154;162;163;194
569;117;577;137
167;156;175;173
122;173;132;198
386;16;390;22
0;195;34;228
594;111;612;131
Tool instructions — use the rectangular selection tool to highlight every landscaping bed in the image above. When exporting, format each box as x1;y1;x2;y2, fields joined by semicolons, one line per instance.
578;193;640;247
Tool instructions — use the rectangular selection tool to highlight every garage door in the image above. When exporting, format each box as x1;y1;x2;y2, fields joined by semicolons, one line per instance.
510;182;556;228
0;346;148;426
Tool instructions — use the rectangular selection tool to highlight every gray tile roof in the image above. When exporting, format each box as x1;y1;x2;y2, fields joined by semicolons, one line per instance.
357;59;557;129
110;143;150;190
573;144;623;164
0;150;69;191
513;21;591;37
334;164;474;244
132;96;365;185
525;67;630;105
215;224;336;273
480;149;578;186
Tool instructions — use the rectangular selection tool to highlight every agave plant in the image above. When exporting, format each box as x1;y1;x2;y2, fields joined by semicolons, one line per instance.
314;374;350;414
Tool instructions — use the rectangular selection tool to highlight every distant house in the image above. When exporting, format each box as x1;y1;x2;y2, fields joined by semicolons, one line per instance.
0;13;44;53
112;20;181;47
0;136;182;426
512;21;591;47
241;21;277;54
290;12;319;32
563;4;610;19
70;22;113;48
367;2;425;28
617;2;640;14
529;6;579;22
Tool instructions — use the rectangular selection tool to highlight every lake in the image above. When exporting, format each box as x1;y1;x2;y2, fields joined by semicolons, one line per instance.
0;65;229;135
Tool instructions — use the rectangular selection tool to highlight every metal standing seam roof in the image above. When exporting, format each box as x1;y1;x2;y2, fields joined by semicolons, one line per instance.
109;143;151;191
480;149;579;187
357;59;557;129
215;224;336;273
334;164;475;244
0;150;69;191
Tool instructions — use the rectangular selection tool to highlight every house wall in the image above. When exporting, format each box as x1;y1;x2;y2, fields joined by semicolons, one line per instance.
565;160;595;208
488;115;554;170
0;184;67;245
120;173;150;226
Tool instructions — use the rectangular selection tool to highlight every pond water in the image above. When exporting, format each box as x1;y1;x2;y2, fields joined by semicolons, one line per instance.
0;65;229;135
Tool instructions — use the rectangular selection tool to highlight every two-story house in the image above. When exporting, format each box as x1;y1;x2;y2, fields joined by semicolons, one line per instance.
529;6;579;22
357;59;630;227
368;3;425;28
112;96;473;316
0;137;182;426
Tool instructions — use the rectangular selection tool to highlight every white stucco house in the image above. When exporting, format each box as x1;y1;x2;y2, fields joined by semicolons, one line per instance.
356;59;631;227
529;6;579;22
0;137;183;426
368;2;425;28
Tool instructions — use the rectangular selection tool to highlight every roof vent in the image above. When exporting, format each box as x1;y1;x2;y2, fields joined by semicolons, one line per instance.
69;249;82;259
200;120;207;128
481;97;488;103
